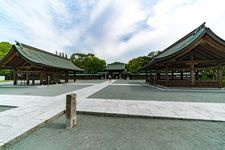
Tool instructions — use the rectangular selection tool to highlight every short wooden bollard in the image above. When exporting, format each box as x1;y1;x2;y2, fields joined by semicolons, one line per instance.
66;93;76;129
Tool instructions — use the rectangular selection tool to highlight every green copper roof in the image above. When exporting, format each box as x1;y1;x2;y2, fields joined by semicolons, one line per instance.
14;42;82;71
106;62;126;70
154;23;206;60
155;26;205;60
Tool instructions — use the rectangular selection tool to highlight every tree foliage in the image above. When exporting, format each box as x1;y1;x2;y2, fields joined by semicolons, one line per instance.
128;56;150;73
71;53;106;73
0;41;13;76
127;51;160;73
0;41;12;60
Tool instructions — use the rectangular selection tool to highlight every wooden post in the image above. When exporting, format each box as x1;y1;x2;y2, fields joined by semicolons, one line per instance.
149;70;152;84
157;71;160;80
195;70;199;80
180;70;183;80
40;71;44;85
145;70;148;83
47;75;50;86
26;72;30;85
153;73;156;86
165;67;169;86
32;73;35;85
190;64;195;87
66;93;76;129
74;71;76;82
171;70;174;80
217;66;223;88
13;69;17;85
65;71;69;83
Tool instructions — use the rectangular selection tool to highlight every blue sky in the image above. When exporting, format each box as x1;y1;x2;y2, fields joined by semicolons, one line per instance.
1;0;225;63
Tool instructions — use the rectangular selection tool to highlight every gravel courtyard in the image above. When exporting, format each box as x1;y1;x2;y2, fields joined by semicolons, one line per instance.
7;114;225;150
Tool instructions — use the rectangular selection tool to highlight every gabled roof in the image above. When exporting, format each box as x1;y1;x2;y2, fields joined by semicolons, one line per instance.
144;23;225;69
106;62;126;71
0;42;83;71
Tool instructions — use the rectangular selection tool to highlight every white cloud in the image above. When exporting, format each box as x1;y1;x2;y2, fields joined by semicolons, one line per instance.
0;0;225;63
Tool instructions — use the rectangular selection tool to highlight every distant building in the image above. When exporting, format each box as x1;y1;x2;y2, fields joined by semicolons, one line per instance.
105;62;126;79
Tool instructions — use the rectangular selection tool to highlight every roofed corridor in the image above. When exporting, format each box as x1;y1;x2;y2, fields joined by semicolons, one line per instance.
0;80;225;148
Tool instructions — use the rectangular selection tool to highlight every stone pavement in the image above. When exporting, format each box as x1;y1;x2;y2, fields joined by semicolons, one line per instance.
1;80;225;148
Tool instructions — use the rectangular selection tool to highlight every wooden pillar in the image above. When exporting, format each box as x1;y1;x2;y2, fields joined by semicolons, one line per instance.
40;71;44;85
32;73;35;85
74;71;76;82
26;72;30;85
153;71;156;86
145;70;148;83
165;67;169;86
217;66;223;88
156;71;160;80
65;71;69;83
47;74;50;86
180;70;183;80
13;69;17;85
190;65;195;87
195;70;199;80
171;70;174;80
149;70;152;84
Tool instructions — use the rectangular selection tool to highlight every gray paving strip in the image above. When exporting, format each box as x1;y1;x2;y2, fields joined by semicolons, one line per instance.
1;80;225;148
111;83;144;86
78;98;225;121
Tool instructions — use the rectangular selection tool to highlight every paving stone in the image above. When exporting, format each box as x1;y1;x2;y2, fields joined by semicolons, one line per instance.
1;80;225;148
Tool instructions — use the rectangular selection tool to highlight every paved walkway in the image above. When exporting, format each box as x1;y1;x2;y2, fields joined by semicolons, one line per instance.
1;80;225;148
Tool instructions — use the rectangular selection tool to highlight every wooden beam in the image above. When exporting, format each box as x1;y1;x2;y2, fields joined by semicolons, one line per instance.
2;51;18;66
172;39;203;62
204;35;225;53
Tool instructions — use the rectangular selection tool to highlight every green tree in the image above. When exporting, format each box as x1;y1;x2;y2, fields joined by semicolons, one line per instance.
0;41;12;59
71;53;106;73
127;50;161;73
0;41;13;77
128;56;150;73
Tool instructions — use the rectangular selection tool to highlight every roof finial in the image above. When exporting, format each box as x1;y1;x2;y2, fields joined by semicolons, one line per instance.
201;22;206;28
15;41;23;49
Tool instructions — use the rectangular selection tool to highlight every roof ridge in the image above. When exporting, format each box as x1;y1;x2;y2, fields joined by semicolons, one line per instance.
15;42;69;60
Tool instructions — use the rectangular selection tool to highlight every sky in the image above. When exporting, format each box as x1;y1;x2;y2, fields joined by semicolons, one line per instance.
0;0;225;64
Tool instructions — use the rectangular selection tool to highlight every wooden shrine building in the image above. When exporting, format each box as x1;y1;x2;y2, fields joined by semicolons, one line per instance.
105;62;126;79
143;23;225;88
0;42;83;85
